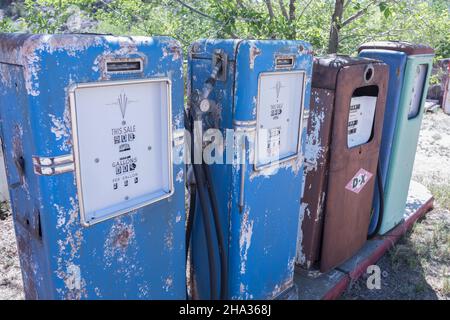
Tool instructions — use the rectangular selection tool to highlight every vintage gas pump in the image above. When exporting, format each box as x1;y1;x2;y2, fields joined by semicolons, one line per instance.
0;34;186;299
187;39;312;299
296;55;388;272
358;42;434;235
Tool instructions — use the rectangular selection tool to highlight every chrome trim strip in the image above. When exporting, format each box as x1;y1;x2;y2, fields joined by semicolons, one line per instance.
275;55;296;69
32;154;75;176
105;58;144;74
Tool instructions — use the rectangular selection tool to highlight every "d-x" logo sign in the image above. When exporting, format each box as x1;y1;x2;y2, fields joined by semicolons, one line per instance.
345;168;373;194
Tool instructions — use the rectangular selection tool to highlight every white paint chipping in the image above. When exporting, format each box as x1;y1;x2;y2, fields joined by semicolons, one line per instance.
304;102;325;173
176;168;184;183
49;107;72;152
65;264;81;291
295;203;308;265
239;207;254;275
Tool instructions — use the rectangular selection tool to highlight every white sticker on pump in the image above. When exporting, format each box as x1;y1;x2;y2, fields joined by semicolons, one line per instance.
70;79;173;226
256;71;305;168
347;96;377;148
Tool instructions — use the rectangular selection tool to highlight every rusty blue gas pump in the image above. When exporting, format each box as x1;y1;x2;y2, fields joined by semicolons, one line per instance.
0;34;186;299
187;39;313;299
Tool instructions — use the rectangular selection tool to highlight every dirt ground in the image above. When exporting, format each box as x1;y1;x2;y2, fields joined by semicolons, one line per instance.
0;109;449;300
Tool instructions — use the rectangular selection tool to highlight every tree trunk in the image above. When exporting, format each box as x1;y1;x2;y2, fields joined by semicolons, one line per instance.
288;0;296;39
328;0;345;54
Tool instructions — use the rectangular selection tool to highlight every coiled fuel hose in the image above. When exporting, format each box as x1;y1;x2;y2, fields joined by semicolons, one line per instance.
368;161;385;239
185;58;228;300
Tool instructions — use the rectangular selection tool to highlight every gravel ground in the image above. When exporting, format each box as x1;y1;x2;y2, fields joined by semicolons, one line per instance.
0;109;449;300
0;203;24;300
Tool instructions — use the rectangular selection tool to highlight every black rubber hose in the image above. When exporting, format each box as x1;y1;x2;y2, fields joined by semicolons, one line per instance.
185;184;195;300
202;163;228;300
185;185;196;261
368;161;384;239
193;164;219;300
184;109;195;299
187;107;219;299
185;109;196;262
185;108;218;299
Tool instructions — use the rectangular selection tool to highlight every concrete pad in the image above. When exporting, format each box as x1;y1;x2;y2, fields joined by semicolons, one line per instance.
405;180;433;218
294;268;348;300
336;239;385;279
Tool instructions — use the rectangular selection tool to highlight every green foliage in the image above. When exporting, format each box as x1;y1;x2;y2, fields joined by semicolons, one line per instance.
0;16;18;32
0;0;448;58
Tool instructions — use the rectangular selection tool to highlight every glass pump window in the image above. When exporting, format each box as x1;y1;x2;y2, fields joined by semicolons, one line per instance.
347;86;379;148
70;79;173;226
255;71;306;169
408;64;428;119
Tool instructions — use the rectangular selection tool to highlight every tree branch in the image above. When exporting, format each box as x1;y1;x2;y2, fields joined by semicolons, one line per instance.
278;0;289;20
297;0;314;20
264;0;275;20
175;0;219;22
288;0;296;21
341;0;380;27
174;0;238;38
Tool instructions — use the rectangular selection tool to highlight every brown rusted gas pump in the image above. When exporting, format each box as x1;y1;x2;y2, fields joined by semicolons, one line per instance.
296;55;389;272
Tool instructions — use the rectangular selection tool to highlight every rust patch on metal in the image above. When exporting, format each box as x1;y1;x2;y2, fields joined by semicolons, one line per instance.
103;216;141;284
104;218;136;259
114;226;133;249
161;38;182;61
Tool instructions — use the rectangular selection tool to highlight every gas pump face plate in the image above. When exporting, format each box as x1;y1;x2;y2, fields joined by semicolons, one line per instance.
69;78;174;226
255;70;307;169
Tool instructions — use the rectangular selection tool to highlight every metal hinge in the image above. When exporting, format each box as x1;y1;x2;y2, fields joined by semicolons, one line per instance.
32;154;74;176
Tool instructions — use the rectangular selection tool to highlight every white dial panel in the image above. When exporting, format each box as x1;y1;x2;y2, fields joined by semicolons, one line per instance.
70;79;173;226
347;95;377;148
256;71;305;169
